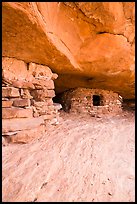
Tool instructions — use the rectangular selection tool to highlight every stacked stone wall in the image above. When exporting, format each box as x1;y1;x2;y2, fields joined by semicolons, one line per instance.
60;88;122;116
2;57;60;143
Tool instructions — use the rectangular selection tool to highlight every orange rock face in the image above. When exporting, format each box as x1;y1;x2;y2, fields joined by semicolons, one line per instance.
2;2;135;99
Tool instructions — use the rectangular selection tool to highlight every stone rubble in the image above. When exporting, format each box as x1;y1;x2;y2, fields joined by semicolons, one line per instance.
2;57;60;143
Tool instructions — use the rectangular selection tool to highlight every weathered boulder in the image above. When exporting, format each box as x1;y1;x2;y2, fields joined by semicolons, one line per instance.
2;2;135;99
2;57;33;81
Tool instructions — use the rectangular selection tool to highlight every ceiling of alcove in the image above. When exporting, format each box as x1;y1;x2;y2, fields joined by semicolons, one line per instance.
2;2;135;99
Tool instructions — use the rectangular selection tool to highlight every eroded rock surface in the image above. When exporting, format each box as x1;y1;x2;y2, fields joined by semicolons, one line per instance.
2;2;135;99
2;112;135;202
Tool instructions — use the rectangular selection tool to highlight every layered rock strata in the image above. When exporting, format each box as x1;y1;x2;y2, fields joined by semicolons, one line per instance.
2;57;60;143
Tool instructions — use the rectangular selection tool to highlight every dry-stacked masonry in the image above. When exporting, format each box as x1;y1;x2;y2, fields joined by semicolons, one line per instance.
2;57;61;143
60;88;122;116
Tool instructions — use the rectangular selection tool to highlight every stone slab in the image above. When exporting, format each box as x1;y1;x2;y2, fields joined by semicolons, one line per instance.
30;89;55;101
12;99;30;107
32;79;54;89
2;107;33;119
2;116;44;133
29;62;53;78
2;100;13;108
53;103;62;110
2;125;45;144
20;89;33;99
32;99;53;106
12;80;35;89
2;87;20;98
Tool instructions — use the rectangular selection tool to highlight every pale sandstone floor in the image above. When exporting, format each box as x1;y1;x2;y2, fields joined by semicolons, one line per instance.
2;111;135;202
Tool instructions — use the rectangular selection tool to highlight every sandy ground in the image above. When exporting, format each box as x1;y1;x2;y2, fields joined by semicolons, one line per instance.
2;110;135;202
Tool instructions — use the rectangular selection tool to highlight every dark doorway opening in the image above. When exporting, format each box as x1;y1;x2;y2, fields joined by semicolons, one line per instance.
93;95;101;106
53;92;71;112
53;93;62;104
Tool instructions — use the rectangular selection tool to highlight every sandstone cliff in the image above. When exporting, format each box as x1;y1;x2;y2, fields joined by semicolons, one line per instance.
2;2;135;99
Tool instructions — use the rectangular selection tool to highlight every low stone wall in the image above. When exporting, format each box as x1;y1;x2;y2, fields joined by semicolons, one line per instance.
2;57;60;143
60;88;122;116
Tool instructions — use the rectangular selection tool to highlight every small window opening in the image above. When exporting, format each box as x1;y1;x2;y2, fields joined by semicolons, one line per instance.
93;95;101;106
26;63;29;70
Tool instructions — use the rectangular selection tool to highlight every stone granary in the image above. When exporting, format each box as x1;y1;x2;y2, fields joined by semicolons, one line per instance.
2;57;61;143
59;88;123;116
